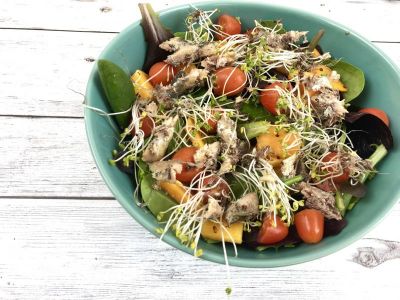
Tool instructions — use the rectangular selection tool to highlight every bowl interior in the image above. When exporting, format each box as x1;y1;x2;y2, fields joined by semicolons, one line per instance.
85;2;400;267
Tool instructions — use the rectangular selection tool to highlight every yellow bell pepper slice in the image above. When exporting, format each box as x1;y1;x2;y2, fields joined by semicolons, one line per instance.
310;65;347;92
186;118;205;148
159;180;190;203
131;70;154;100
201;220;243;244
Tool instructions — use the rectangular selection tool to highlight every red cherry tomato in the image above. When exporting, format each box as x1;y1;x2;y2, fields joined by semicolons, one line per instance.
213;67;247;97
294;209;324;244
322;152;350;183
216;14;241;40
140;115;154;137
205;118;218;134
130;115;154;138
200;175;229;199
359;108;390;127
259;82;289;115
257;214;289;244
172;147;204;184
148;62;177;86
201;112;218;134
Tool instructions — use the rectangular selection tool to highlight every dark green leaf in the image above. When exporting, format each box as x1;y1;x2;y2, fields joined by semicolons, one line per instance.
259;20;286;34
137;159;150;182
97;60;136;130
225;174;247;199
329;59;365;102
241;101;276;122
140;174;176;221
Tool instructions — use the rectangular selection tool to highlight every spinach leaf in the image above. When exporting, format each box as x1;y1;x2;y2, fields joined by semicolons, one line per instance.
241;101;276;122
259;20;286;34
226;174;247;199
137;159;150;182
140;174;176;221
330;59;365;102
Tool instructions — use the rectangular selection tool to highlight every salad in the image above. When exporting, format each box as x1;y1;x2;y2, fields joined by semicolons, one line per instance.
96;4;393;257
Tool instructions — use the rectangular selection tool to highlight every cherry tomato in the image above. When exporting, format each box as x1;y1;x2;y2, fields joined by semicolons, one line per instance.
259;82;289;115
205;118;218;134
359;108;390;127
201;112;218;134
213;67;247;97
172;147;203;184
140;115;154;137
257;214;289;244
216;14;241;40
294;209;324;244
322;152;350;184
201;175;229;199
130;115;154;138
148;62;177;86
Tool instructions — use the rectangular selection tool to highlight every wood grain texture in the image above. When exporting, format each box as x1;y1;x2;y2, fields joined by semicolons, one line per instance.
0;117;113;198
0;29;113;118
0;30;399;118
0;0;400;42
0;198;399;300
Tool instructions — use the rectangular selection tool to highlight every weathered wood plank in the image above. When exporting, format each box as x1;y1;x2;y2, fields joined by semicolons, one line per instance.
0;29;399;118
0;30;113;118
0;198;399;299
0;117;113;198
0;0;399;42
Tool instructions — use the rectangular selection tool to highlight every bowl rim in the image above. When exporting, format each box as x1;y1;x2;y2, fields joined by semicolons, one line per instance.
85;0;400;268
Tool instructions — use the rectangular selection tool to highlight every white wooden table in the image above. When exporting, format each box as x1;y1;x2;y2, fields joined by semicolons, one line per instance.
1;0;399;299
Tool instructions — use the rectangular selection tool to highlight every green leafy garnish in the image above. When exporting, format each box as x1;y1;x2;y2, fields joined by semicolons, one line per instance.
241;101;276;122
260;20;286;33
329;59;365;102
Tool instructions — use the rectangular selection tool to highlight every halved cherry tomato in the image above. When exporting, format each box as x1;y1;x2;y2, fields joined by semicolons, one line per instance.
201;111;218;134
148;62;177;86
200;175;229;199
322;152;350;184
257;214;289;244
205;118;218;134
130;115;154;138
172;147;203;184
359;108;390;127
213;67;247;97
140;115;154;137
294;209;324;244
216;14;241;40
259;82;289;115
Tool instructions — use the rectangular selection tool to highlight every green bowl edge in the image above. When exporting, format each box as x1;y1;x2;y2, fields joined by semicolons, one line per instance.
84;0;400;268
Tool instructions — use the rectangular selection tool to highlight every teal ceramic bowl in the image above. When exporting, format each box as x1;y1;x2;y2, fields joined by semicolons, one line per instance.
85;1;400;267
